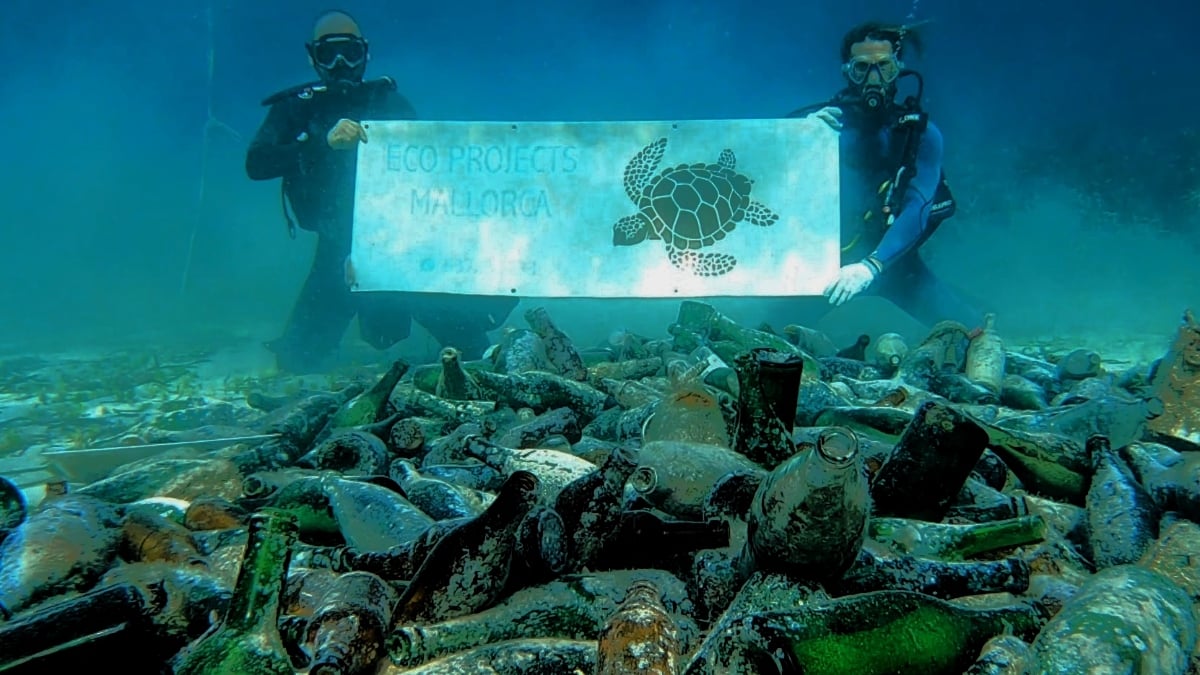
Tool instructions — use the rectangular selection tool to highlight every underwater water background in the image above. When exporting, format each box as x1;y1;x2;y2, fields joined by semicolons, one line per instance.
1;0;1197;364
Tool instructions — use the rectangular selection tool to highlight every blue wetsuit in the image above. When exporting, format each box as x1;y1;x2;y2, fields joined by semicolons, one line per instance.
782;104;980;329
850;118;945;267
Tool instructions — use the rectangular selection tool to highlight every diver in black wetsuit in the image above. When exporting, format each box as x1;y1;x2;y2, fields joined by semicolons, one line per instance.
783;21;981;329
246;10;518;372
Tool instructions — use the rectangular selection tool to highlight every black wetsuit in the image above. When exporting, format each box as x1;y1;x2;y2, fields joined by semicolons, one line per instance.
246;77;518;371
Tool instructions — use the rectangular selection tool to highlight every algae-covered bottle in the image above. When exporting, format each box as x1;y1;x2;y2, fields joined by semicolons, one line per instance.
305;571;397;675
170;509;299;675
435;346;484;401
868;514;1046;561
870;332;909;371
554;446;639;571
1120;441;1200;521
732;347;805;469
387;570;690;669
684;590;1045;675
1084;434;1159;569
1023;565;1196;674
976;422;1088;502
965;313;1005;395
870;400;990;521
391;471;540;624
673;300;803;357
524;306;587;381
963;634;1030;675
596;580;680;675
745;426;867;582
836;547;1031;599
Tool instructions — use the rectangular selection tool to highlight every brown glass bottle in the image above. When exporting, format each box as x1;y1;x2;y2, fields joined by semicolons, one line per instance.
305;571;398;675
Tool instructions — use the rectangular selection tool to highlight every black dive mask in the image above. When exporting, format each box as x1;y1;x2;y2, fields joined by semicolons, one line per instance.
843;55;902;114
307;34;368;86
838;70;925;126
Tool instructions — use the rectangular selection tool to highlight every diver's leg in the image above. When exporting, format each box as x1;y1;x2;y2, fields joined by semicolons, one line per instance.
410;293;521;359
873;253;982;328
356;291;414;350
267;235;355;372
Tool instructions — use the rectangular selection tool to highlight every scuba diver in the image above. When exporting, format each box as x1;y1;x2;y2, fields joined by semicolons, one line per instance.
784;21;981;329
246;9;518;372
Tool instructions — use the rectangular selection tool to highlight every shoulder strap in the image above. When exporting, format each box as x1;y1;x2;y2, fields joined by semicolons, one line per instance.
881;104;930;222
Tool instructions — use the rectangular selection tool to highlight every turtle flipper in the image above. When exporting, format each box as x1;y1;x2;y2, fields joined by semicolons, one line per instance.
623;138;668;203
668;247;737;277
613;214;649;246
745;201;779;227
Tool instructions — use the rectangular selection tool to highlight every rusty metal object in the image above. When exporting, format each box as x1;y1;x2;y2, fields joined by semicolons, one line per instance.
1147;309;1200;444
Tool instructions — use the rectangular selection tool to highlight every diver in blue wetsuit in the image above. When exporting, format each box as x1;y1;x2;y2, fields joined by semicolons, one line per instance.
786;21;980;328
246;10;518;372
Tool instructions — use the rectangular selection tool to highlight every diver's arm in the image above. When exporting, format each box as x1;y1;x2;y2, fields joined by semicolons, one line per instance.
245;103;309;181
867;122;945;269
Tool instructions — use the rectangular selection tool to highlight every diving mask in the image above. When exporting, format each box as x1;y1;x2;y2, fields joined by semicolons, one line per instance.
307;34;368;70
842;54;902;85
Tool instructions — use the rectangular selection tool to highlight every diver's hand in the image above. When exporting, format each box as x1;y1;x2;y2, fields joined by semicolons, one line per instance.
810;106;843;131
327;118;368;150
823;262;876;306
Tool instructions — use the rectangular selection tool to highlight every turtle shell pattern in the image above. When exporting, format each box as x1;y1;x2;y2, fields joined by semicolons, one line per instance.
613;137;780;277
638;150;754;252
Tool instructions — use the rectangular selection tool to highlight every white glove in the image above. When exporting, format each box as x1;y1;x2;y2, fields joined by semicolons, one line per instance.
824;262;877;306
809;106;843;131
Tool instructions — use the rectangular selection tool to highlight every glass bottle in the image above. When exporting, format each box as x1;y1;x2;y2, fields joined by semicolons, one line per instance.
732;347;806;469
965;313;1005;395
870;400;990;521
869;514;1046;561
1084;434;1159;568
170;509;299;675
684;590;1045;675
745;426;868;582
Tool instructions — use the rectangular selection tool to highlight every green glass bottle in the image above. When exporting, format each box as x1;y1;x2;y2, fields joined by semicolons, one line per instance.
471;369;609;420
975;421;1088;503
674;300;799;355
684;590;1046;675
868;514;1047;561
326;358;410;430
170;509;299;675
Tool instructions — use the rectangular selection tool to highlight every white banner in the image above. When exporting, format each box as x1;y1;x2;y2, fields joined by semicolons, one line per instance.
349;118;840;298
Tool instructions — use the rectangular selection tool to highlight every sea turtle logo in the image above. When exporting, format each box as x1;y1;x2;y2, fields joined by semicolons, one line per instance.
612;137;780;277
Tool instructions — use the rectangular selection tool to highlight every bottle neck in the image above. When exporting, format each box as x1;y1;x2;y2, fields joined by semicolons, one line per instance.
369;359;409;398
224;511;298;633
